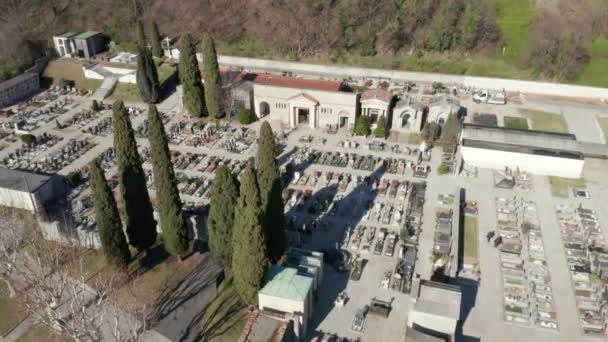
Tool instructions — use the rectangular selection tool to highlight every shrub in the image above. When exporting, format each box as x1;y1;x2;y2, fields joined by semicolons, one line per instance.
238;108;256;125
437;164;450;175
91;99;100;112
354;115;370;136
20;134;36;145
65;171;84;188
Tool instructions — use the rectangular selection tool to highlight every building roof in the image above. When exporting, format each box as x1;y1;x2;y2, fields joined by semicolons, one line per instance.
240;310;289;342
462;124;583;159
56;32;78;38
254;74;344;92
0;168;52;193
395;96;426;111
74;31;101;39
361;88;392;103
259;266;313;302
415;280;462;321
0;72;38;93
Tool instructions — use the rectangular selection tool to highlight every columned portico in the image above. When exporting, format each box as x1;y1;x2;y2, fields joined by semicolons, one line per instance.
288;93;319;129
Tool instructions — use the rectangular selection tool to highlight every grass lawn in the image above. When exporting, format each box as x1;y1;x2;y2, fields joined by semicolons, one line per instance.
109;66;176;103
16;324;72;342
114;246;199;310
598;117;608;143
574;38;608;87
200;278;247;342
464;217;479;264
520;109;568;133
0;282;27;336
549;177;587;198
503;116;529;130
42;59;101;92
493;0;534;63
66;249;107;282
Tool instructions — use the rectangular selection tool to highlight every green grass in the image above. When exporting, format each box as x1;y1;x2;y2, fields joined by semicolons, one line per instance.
201;278;247;342
503;116;529;130
520;109;568;133
549;177;587;198
109;66;175;102
42;59;102;91
573;38;608;87
598;117;608;143
0;282;27;336
16;324;72;342
464;217;479;263
493;0;534;63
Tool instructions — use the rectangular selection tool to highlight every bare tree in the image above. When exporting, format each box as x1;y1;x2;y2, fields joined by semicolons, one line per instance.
0;206;147;341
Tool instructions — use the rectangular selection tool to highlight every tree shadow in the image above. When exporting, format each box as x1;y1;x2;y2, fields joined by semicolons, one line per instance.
134;243;171;275
193;280;247;342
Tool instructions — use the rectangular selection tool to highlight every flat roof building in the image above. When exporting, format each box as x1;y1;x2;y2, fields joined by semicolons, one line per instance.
258;265;314;340
53;31;107;59
0;72;40;108
460;124;585;178
0;168;66;216
406;280;462;342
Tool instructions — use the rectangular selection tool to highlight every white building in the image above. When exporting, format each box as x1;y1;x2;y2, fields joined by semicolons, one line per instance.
0;168;66;216
258;265;314;340
406;279;462;342
391;95;427;134
460;124;585;178
253;75;357;130
426;95;460;125
360;88;392;128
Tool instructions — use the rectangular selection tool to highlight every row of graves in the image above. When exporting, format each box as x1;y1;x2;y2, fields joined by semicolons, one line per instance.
495;197;558;330
494;167;534;192
3;137;95;174
163;120;257;154
2;96;77;133
555;204;608;336
432;193;458;276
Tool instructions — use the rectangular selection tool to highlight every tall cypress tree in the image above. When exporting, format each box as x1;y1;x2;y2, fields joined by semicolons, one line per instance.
89;159;131;267
147;104;189;257
256;122;286;263
136;47;160;103
136;21;146;49
178;33;206;117
232;163;267;305
149;21;163;58
112;100;157;252
207;165;239;268
201;33;224;119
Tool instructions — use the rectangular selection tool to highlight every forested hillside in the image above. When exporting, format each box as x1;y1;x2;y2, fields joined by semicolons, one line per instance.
2;0;608;86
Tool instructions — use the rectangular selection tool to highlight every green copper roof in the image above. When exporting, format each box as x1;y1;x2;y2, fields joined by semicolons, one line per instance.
74;31;100;39
259;266;313;302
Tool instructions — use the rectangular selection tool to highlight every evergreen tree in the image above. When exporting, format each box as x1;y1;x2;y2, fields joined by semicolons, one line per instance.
256;122;286;263
149;21;163;58
89;159;131;267
201;33;224;119
112;100;157;252
374;115;387;138
136;21;146;49
136;47;161;103
427;1;463;51
147;104;190;257
178;33;207;117
354;115;370;136
91;99;100;112
460;0;482;50
439;113;462;143
232;163;267;305
207;165;239;268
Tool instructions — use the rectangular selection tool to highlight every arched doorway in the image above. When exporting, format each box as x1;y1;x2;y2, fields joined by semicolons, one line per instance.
259;101;270;117
401;112;411;128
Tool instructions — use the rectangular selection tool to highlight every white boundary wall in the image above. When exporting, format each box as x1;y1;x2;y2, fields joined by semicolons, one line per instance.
461;146;584;178
218;55;608;100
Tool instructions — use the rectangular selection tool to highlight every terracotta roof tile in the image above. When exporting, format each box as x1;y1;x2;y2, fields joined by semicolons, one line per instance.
361;88;392;102
254;74;344;92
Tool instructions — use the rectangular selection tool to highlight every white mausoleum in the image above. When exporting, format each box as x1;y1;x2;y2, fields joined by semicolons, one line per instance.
253;75;357;130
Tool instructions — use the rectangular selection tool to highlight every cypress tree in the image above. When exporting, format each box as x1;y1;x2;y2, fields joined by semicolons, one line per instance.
178;33;206;117
149;21;163;58
136;21;146;49
256;122;286;263
147;104;190;257
207;165;239;268
112;100;157;252
89;159;131;267
232;163;267;305
201;33;224;119
374;115;387;138
136;47;161;103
